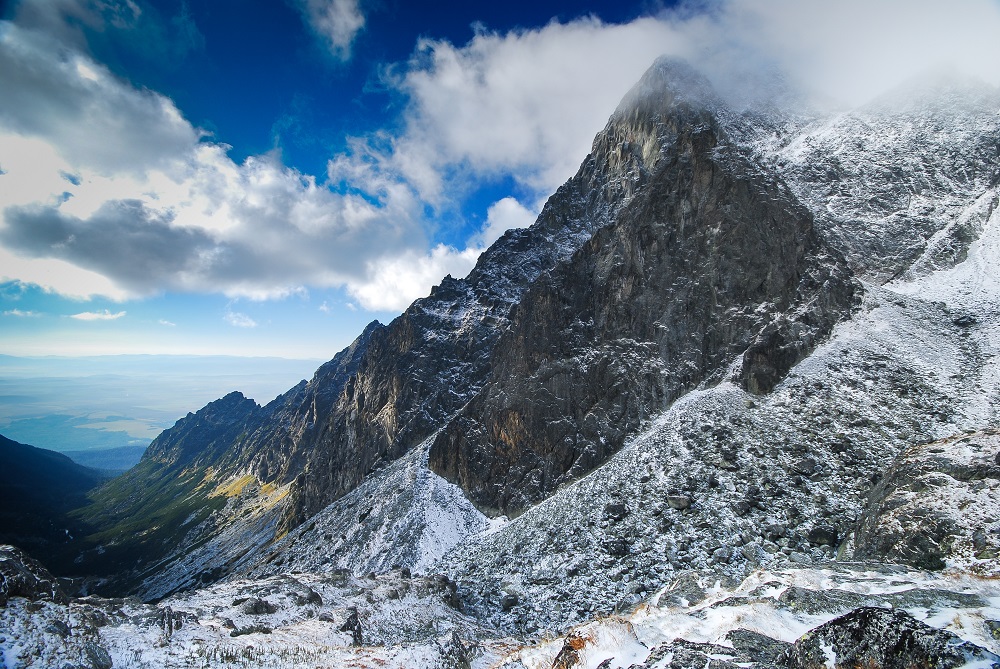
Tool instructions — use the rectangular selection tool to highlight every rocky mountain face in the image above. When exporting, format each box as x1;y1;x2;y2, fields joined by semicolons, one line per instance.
6;56;1000;669
77;58;854;592
428;60;855;515
67;57;1000;597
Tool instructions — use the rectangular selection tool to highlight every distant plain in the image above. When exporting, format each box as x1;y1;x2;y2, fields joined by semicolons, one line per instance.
0;355;322;461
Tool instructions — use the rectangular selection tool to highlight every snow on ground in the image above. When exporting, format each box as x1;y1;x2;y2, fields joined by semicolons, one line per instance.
241;438;490;580
5;560;998;669
498;565;1000;669
1;569;512;669
892;186;1000;428
439;271;992;635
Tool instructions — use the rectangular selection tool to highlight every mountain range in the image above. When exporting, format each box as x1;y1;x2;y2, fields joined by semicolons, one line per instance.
2;57;999;669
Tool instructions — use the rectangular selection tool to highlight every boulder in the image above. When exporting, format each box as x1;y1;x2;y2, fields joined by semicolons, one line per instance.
0;544;67;606
782;606;1000;669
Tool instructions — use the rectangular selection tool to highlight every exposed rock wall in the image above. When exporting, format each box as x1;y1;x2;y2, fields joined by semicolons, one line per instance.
852;430;1000;574
429;60;855;516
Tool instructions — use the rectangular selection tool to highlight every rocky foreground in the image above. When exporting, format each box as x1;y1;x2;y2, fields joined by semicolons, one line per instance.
3;544;1000;669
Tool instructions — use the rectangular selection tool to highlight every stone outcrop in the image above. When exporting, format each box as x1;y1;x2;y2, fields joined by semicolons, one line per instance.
0;544;67;606
852;430;1000;575
781;606;1000;669
429;59;855;516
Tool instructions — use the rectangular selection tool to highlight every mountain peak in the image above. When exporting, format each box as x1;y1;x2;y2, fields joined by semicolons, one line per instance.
614;55;721;118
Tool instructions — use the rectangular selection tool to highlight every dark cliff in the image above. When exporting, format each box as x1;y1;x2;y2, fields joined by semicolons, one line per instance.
428;59;856;515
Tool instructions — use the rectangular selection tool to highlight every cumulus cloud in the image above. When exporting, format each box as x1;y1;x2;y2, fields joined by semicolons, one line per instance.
299;0;364;61
348;244;481;311
70;309;126;320
473;198;539;249
0;21;426;304
3;0;1000;314
3;308;40;317
357;17;682;202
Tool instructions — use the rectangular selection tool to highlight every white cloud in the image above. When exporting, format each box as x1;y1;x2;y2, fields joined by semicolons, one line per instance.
3;308;40;317
347;244;481;311
0;22;427;303
694;0;1000;107
299;0;365;61
70;309;126;320
364;17;683;202
158;319;176;326
343;197;539;310
473;197;538;249
224;311;257;328
4;1;1000;316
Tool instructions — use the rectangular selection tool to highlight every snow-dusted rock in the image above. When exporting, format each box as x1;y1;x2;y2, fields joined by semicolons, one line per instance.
853;430;1000;575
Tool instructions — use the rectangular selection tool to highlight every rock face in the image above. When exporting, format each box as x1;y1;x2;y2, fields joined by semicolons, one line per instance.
781;606;1000;669
0;544;67;606
428;59;855;516
852;430;1000;574
274;60;720;531
75;61;690;590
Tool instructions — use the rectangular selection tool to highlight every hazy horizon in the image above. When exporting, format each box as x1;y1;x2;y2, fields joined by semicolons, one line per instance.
0;353;323;454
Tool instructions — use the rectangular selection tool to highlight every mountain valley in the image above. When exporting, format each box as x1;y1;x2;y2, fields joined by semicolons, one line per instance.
2;56;1000;669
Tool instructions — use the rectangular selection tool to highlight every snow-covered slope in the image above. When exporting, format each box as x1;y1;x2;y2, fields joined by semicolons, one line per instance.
241;440;491;579
500;565;1000;669
766;75;1000;283
223;64;1000;643
439;279;992;633
5;547;1000;669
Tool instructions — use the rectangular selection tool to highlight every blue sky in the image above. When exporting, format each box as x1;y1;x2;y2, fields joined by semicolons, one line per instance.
2;0;999;360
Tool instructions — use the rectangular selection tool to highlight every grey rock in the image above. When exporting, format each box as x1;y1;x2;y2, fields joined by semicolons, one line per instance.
853;430;1000;570
791;457;818;475
339;606;363;645
807;526;839;547
45;619;71;637
667;496;693;511
953;314;978;327
781;606;1000;669
83;642;113;669
777;586;867;615
0;544;67;606
437;631;472;669
229;625;272;637
725;629;792;665
240;597;277;615
630;639;751;669
604;502;630;522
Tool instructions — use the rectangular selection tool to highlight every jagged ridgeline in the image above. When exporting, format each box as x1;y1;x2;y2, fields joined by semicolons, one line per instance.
64;56;999;600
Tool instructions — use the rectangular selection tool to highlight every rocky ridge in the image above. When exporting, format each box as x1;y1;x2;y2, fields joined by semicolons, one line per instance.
429;59;855;515
69;60;724;596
